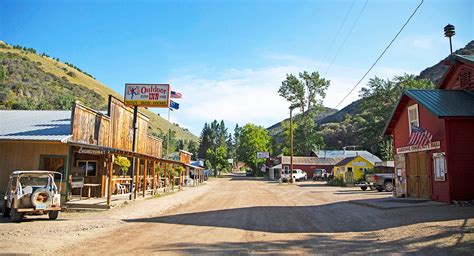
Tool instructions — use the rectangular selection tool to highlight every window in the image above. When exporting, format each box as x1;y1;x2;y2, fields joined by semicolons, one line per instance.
76;160;98;177
408;104;419;134
433;153;446;181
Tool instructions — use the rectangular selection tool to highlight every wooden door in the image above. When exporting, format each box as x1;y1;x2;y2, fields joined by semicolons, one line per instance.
407;152;431;199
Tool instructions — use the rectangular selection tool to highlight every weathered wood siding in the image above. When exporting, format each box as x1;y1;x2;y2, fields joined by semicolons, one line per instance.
71;97;162;158
71;104;111;147
146;136;163;158
0;141;68;194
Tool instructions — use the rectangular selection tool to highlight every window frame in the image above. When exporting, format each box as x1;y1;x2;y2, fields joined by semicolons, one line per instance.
407;104;420;134
433;153;446;182
76;160;98;177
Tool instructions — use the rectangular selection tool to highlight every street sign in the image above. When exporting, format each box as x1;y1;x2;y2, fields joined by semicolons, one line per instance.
256;152;270;159
124;83;170;107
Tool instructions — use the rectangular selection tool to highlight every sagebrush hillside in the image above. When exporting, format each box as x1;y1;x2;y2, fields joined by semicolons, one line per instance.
0;41;198;142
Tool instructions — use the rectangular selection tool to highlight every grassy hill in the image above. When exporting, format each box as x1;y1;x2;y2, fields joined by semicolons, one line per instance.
0;41;198;142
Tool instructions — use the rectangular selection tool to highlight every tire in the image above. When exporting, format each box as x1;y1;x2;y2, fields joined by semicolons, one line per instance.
10;207;22;223
31;188;53;208
360;186;367;191
384;181;394;192
376;187;384;192
2;200;10;217
48;211;59;220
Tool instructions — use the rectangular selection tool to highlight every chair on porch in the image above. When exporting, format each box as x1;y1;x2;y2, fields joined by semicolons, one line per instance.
115;183;126;194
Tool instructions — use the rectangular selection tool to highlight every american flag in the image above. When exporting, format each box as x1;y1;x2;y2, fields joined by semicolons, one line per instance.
171;91;182;98
408;125;432;146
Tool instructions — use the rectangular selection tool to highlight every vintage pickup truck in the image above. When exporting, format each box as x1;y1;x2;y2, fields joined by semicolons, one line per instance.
356;173;394;192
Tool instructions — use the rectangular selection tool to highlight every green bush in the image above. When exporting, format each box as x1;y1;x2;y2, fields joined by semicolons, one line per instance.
327;177;346;187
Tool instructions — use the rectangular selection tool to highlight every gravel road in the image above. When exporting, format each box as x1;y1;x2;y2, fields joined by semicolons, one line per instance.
1;175;473;255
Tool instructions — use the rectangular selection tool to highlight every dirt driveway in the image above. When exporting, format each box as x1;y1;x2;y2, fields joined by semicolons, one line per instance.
1;175;473;255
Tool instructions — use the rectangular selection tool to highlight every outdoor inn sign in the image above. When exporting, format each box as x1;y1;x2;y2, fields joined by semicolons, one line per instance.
396;141;441;154
124;83;170;107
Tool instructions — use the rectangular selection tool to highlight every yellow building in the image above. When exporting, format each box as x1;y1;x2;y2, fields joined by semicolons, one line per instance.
333;156;374;183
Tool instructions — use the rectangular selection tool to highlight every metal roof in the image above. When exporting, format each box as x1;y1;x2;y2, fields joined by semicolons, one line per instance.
312;150;381;165
281;156;339;166
334;156;358;167
456;54;474;65
405;89;474;117
0;110;72;142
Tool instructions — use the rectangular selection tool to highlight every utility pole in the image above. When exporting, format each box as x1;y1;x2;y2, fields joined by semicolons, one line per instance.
290;106;294;184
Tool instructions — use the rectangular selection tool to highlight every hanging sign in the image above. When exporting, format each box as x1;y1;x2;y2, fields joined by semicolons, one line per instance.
396;141;440;154
256;152;270;159
124;83;170;107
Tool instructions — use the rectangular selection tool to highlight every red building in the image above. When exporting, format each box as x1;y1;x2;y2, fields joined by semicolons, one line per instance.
384;54;474;203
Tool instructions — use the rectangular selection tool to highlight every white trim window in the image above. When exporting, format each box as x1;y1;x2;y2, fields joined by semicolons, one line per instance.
433;153;447;182
407;104;419;134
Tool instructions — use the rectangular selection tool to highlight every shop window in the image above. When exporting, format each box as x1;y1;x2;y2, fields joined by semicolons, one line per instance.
407;104;419;134
433;153;446;181
76;160;98;177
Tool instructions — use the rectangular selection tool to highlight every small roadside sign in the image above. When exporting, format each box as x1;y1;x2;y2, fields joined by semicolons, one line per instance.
256;152;270;159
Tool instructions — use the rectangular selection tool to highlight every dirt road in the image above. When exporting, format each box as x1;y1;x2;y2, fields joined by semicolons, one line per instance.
1;175;473;254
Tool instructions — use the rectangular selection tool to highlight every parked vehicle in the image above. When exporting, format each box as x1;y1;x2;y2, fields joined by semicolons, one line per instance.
281;169;307;182
356;173;394;192
2;170;62;222
312;169;327;181
245;170;253;177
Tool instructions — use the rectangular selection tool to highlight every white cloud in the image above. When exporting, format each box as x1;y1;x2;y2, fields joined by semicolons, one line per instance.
156;54;417;135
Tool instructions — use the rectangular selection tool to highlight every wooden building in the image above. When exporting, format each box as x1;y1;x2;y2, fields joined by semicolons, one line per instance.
333;156;374;183
0;95;191;206
384;54;474;203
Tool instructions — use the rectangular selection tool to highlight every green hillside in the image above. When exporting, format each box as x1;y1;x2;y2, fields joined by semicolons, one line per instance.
267;40;474;155
0;41;198;142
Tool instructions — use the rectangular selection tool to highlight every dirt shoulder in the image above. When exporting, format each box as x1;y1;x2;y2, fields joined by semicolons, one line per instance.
0;179;219;254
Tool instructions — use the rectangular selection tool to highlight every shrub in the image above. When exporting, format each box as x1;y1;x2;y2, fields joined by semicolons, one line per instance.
327;177;346;187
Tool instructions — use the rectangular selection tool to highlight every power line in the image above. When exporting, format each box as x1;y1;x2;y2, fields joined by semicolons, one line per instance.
316;0;356;73
323;0;368;77
334;0;424;109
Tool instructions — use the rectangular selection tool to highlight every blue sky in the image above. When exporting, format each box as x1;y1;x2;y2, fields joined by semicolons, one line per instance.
1;0;473;135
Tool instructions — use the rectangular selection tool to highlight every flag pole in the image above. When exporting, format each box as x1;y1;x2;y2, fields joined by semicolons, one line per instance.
167;107;171;158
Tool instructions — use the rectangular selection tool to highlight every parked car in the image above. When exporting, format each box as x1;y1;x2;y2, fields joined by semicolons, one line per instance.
312;169;328;181
2;170;62;222
356;173;394;192
281;169;307;182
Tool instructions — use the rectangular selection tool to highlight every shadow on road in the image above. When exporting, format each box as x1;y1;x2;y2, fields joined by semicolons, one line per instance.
139;229;474;255
123;201;474;234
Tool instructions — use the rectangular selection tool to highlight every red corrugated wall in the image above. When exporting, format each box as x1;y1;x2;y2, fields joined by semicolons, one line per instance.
446;119;474;201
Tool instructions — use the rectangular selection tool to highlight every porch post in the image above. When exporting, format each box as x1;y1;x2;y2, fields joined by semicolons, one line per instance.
152;161;156;195
143;159;147;197
134;158;140;199
107;154;114;207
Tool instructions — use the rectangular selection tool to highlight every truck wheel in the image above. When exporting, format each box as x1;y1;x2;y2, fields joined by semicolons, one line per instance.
376;187;384;192
384;182;394;192
2;200;10;217
10;208;22;223
360;186;367;191
48;211;59;220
